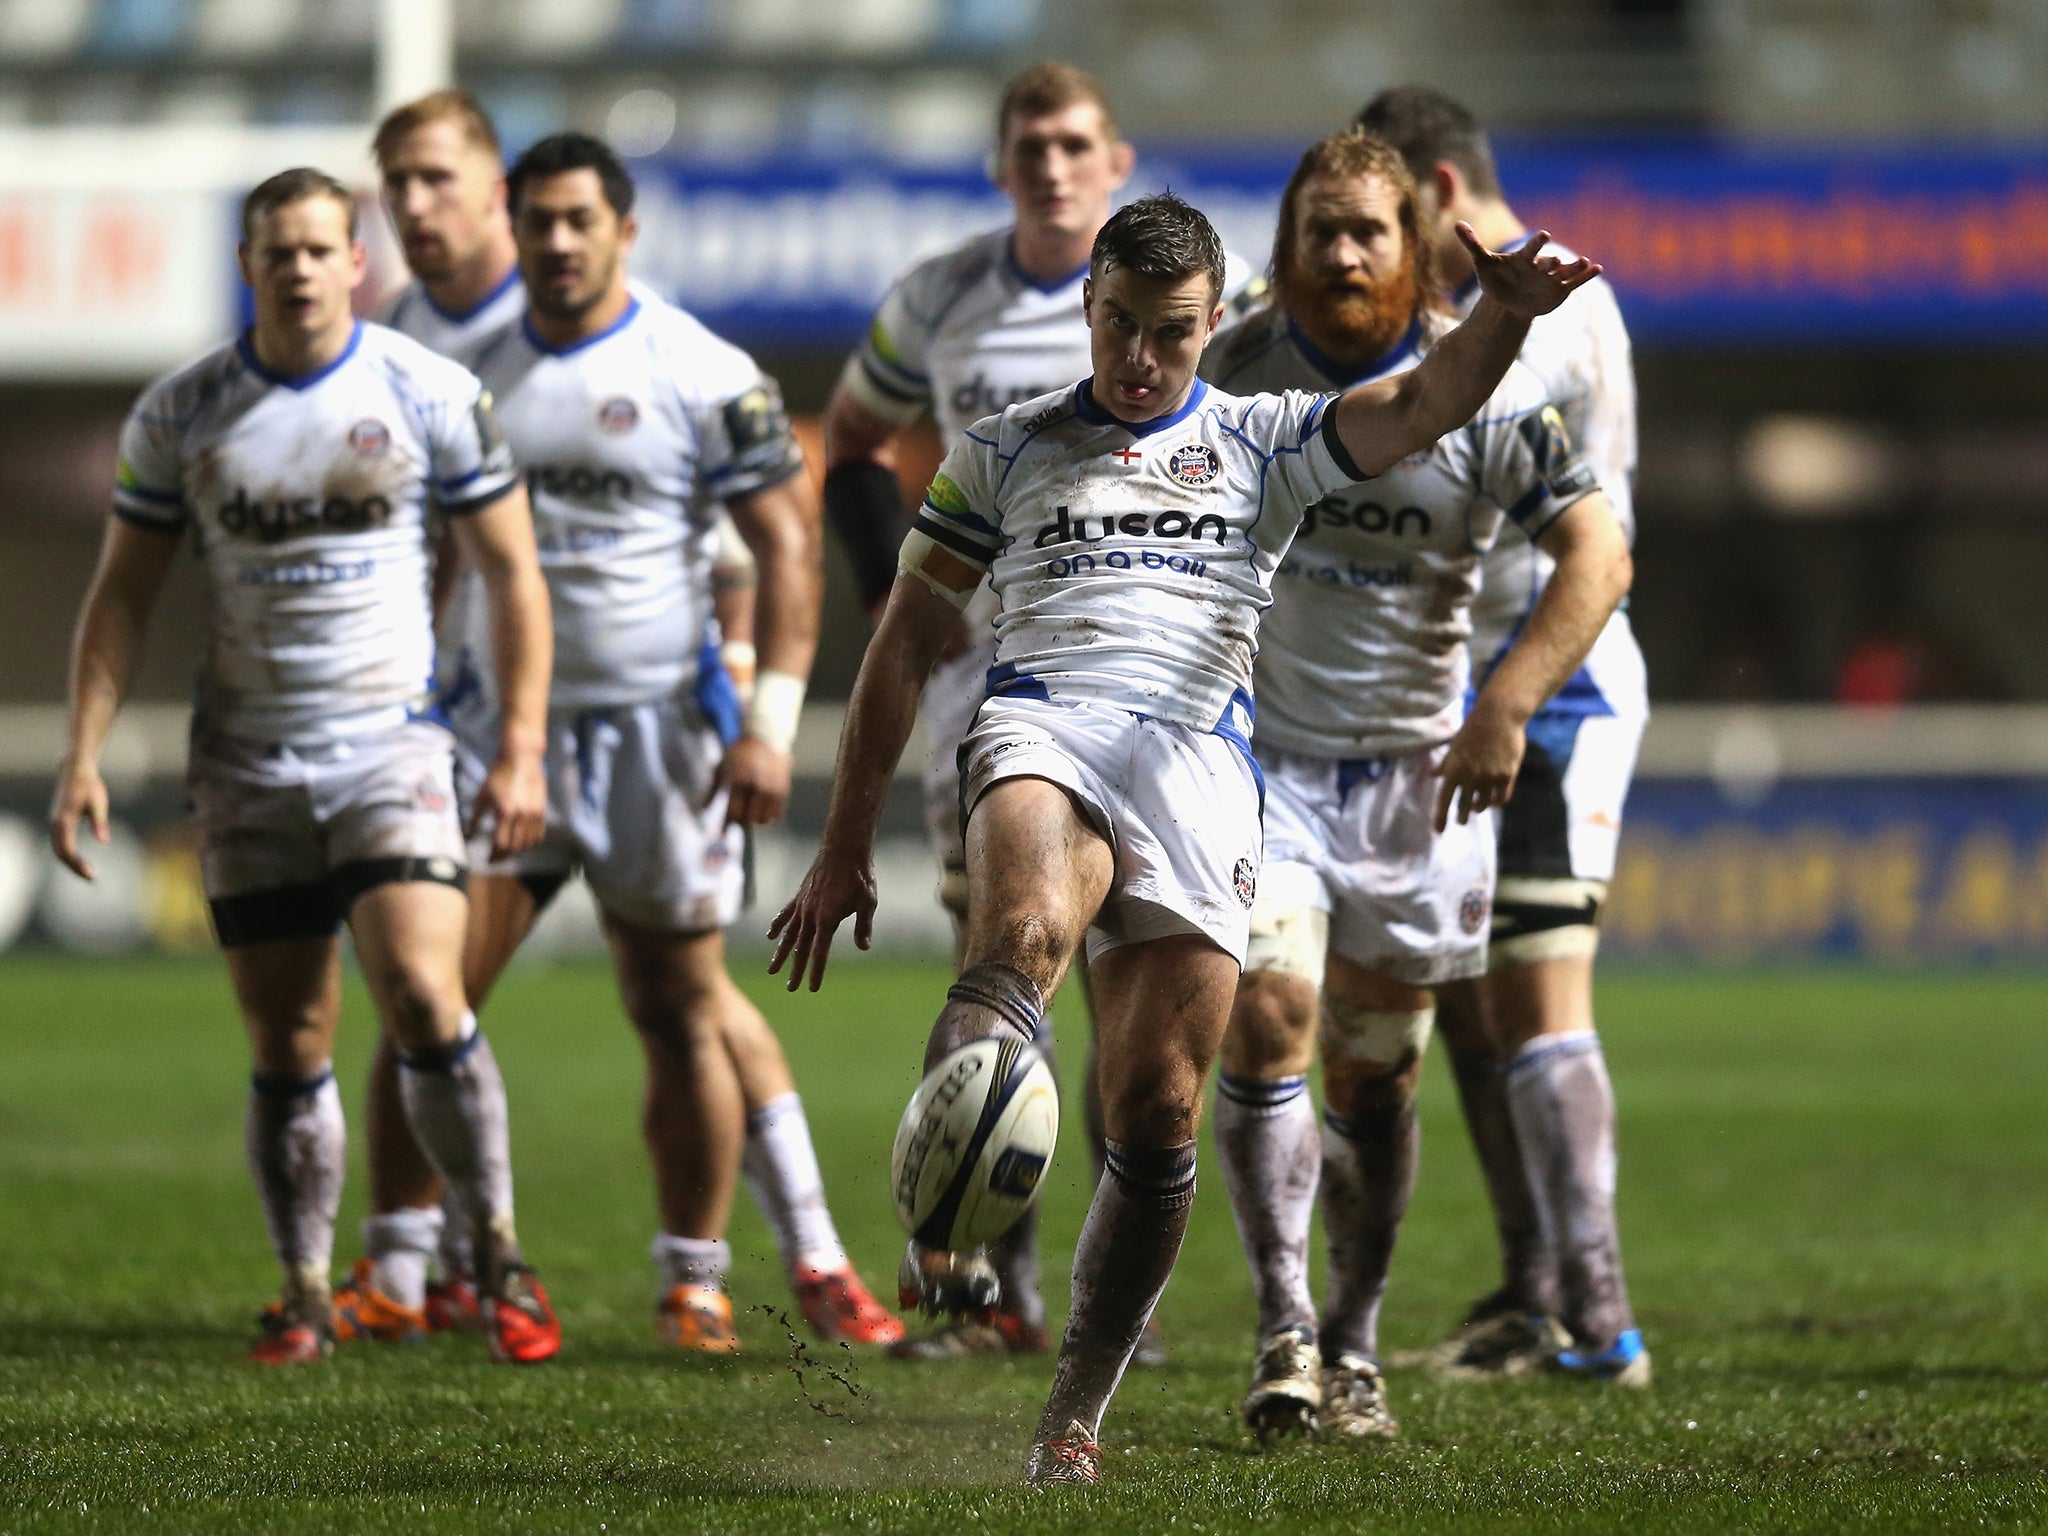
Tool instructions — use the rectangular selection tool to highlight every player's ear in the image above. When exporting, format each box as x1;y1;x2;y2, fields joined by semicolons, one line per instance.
1081;276;1093;317
347;239;368;290
619;211;639;255
1433;160;1462;214
1108;138;1136;190
235;242;254;288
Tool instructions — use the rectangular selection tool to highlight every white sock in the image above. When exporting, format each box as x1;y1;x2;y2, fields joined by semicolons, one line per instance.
434;1187;471;1283
652;1233;732;1293
741;1093;848;1274
397;1013;519;1279
1506;1030;1637;1348
246;1066;346;1308
364;1207;443;1311
1213;1073;1318;1341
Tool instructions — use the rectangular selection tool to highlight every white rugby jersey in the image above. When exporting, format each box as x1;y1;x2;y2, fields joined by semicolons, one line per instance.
912;378;1363;734
846;228;1254;633
1203;308;1598;759
1457;242;1646;719
377;267;525;367
378;268;527;692
112;321;518;745
458;290;802;711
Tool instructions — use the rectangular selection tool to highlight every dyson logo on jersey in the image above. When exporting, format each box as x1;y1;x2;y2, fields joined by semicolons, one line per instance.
1032;506;1229;549
1301;500;1433;540
216;487;393;541
526;464;633;500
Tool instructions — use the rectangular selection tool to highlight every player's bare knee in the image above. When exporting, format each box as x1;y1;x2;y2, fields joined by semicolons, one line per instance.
371;965;465;1052
974;909;1071;997
1223;968;1318;1078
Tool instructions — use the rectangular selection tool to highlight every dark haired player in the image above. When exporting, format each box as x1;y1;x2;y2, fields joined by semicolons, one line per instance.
425;133;899;1353
1201;128;1632;1441
49;167;558;1364
773;192;1601;1482
1359;85;1652;1386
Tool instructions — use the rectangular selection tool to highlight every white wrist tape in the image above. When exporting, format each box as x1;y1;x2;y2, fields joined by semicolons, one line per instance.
743;669;805;753
720;639;757;672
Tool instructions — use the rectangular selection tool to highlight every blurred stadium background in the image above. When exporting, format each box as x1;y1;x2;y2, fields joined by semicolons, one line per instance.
3;0;2047;966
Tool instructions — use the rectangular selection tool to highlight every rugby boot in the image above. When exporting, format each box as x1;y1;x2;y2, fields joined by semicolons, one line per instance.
1437;1311;1572;1380
1320;1354;1400;1442
424;1274;485;1334
331;1258;427;1344
1389;1286;1529;1371
1240;1324;1320;1442
484;1263;561;1364
792;1263;905;1346
886;1307;1048;1360
658;1283;742;1355
895;1240;1001;1317
1546;1327;1652;1388
249;1297;334;1366
1023;1420;1103;1488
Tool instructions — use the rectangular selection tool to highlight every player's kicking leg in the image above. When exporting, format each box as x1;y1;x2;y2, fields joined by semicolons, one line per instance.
347;875;560;1364
226;936;347;1365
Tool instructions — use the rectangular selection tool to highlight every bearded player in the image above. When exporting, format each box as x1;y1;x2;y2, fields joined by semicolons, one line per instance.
334;95;867;1347
772;192;1602;1482
1359;86;1652;1386
432;132;896;1353
1199;129;1633;1441
49;168;559;1364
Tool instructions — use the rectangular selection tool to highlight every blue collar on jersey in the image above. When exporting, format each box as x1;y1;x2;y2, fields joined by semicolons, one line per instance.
1075;377;1209;438
522;294;641;357
421;265;520;325
1285;313;1427;388
1004;235;1091;296
236;320;362;391
1451;228;1542;313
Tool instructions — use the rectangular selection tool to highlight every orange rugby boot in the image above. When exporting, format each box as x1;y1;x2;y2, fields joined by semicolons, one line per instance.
657;1284;741;1354
792;1263;906;1346
331;1259;428;1344
485;1264;562;1364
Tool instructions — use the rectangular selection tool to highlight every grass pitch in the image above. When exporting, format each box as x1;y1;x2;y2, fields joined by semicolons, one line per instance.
1;954;2045;1533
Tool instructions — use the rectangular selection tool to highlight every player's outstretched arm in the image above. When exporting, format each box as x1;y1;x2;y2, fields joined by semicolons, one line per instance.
721;469;824;828
452;485;552;858
1435;492;1633;831
1333;226;1603;478
768;573;961;992
50;519;178;880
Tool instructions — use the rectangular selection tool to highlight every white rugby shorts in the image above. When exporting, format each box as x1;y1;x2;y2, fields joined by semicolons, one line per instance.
187;718;467;943
957;695;1264;966
919;631;1000;916
454;694;743;934
1250;742;1496;988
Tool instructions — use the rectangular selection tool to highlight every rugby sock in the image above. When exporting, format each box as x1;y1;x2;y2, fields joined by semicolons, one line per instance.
740;1093;849;1274
246;1066;346;1310
652;1233;732;1293
363;1206;442;1312
1506;1031;1636;1349
1318;1093;1420;1364
922;961;1043;1071
1214;1073;1318;1340
1036;1139;1196;1442
988;1014;1057;1328
397;1013;521;1283
1446;1035;1559;1317
434;1188;472;1284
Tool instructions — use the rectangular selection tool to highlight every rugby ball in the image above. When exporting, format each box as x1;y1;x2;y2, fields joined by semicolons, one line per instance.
891;1037;1059;1253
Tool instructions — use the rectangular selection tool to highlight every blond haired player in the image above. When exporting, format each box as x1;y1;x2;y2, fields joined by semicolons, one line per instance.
774;192;1602;1483
50;168;559;1365
335;95;878;1349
